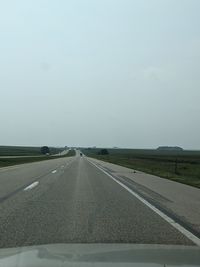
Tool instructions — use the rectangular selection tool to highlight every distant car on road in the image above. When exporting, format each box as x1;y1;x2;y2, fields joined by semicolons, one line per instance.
80;153;83;157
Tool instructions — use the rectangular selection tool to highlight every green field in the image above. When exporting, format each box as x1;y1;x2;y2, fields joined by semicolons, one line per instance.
82;148;200;188
0;146;64;156
0;149;75;168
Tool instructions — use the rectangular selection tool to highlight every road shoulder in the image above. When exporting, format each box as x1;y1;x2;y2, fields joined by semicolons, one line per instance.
87;157;200;236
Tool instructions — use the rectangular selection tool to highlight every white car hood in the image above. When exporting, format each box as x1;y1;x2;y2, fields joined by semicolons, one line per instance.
0;244;199;267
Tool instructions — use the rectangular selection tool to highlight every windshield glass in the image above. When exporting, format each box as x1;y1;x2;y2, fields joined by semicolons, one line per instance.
0;0;200;265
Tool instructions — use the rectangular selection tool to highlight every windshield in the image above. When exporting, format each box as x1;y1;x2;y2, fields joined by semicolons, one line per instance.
0;0;200;265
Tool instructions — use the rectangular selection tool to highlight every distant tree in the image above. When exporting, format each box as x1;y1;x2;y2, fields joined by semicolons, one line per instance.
98;149;109;155
157;146;183;151
41;146;50;155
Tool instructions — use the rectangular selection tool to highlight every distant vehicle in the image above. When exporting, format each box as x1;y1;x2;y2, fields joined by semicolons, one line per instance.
80;153;83;157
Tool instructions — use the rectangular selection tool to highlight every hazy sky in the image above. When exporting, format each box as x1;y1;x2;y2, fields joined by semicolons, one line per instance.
0;0;200;149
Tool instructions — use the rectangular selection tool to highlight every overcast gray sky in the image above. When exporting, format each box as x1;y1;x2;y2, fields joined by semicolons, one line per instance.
0;0;200;149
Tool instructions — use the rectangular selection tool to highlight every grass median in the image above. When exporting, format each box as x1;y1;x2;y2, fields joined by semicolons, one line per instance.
0;149;75;168
82;148;200;189
0;145;64;156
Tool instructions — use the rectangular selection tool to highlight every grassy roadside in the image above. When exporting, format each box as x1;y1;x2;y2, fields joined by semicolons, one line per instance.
0;149;75;168
82;148;200;188
0;145;65;156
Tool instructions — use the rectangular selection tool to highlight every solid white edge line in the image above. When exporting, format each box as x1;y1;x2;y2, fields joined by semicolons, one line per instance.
24;181;39;191
87;158;200;246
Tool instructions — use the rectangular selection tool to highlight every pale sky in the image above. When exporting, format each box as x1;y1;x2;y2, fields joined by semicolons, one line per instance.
0;0;200;149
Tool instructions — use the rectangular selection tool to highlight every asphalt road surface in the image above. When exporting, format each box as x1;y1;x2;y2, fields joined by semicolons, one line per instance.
0;152;198;248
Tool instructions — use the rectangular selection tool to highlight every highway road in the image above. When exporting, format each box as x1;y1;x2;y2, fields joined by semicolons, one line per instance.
0;151;199;248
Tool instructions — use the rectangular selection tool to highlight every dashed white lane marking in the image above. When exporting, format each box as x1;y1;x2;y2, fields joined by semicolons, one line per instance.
52;170;57;174
24;181;39;191
88;159;200;247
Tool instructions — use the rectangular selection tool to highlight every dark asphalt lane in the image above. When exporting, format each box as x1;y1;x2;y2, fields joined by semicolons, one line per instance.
0;155;194;248
0;157;74;201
